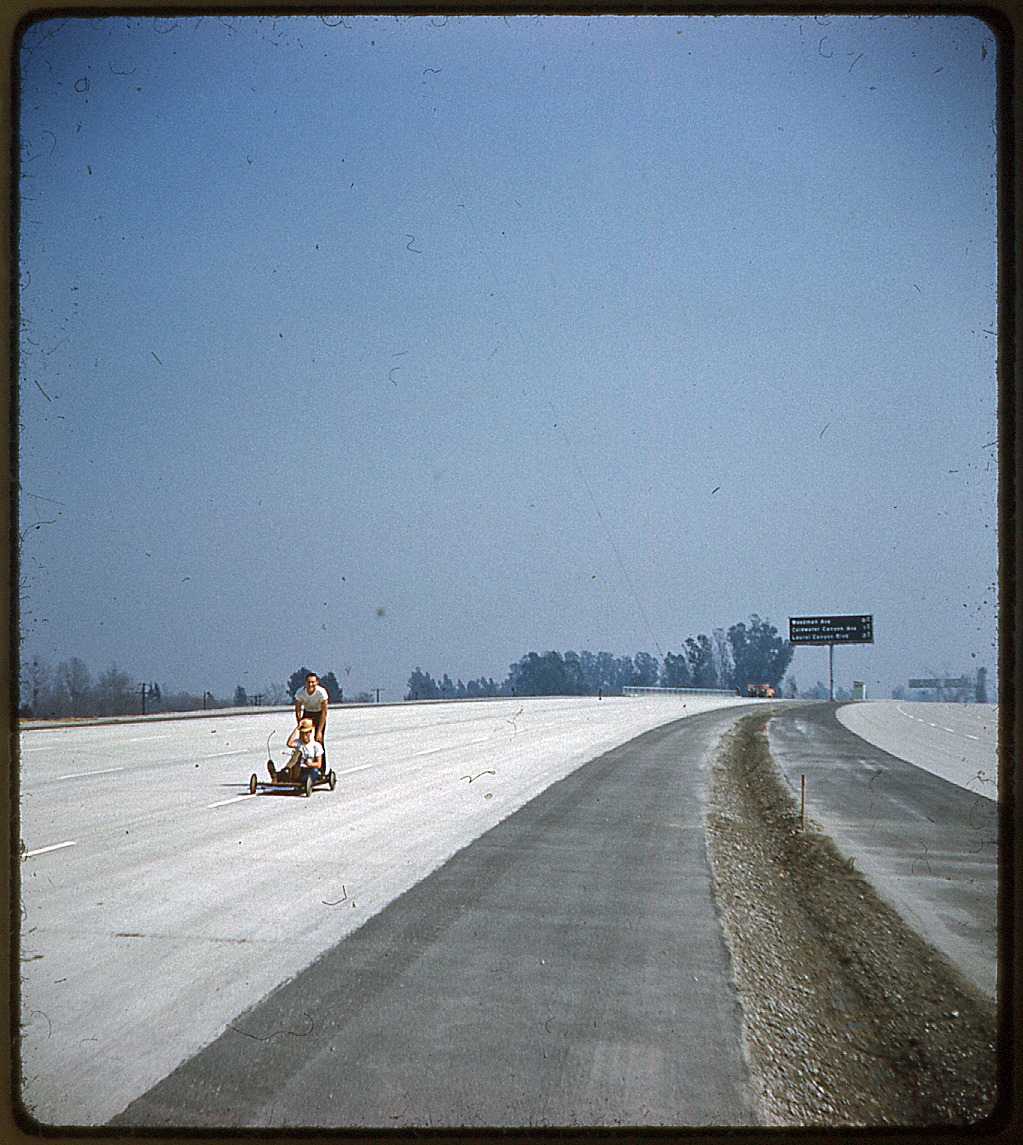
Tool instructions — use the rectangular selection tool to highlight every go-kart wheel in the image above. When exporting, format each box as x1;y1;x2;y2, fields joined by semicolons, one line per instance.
303;774;313;798
328;770;337;791
249;773;258;795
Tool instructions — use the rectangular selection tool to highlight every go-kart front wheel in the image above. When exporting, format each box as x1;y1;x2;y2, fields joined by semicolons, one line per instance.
303;774;313;798
249;773;258;795
328;770;337;791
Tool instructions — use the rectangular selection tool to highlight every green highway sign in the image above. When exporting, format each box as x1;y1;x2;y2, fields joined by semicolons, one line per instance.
789;614;874;645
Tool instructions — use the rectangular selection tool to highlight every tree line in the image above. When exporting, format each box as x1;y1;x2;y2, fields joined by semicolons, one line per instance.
19;658;372;720
19;615;795;719
19;656;238;719
406;615;795;700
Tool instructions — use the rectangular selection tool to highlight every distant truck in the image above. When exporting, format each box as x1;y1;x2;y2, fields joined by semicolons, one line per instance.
747;683;775;699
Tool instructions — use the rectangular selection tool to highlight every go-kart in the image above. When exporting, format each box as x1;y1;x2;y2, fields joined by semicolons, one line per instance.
248;732;337;797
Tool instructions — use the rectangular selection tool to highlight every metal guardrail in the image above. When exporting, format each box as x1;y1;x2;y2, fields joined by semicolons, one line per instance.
623;686;739;697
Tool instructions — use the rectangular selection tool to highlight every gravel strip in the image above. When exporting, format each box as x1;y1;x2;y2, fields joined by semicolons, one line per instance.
704;713;997;1126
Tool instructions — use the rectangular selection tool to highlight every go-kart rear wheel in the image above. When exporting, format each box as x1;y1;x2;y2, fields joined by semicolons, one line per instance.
249;773;258;795
328;770;337;791
303;774;313;798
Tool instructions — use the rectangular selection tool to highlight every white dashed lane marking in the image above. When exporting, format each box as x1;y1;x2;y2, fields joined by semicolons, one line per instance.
57;766;126;781
413;737;492;758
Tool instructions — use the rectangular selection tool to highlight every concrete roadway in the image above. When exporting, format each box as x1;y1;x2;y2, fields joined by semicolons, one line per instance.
112;705;757;1128
22;697;997;1129
767;702;998;1002
18;694;751;1127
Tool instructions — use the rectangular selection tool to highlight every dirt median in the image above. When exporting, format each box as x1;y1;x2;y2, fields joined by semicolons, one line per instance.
704;712;997;1126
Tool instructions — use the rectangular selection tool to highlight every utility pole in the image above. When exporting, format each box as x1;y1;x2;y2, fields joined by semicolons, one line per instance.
138;682;147;716
375;688;381;703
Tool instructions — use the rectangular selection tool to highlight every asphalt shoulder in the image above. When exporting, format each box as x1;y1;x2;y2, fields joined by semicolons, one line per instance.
766;702;997;1002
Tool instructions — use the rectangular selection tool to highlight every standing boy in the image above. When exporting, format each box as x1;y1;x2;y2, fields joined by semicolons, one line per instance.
294;672;328;760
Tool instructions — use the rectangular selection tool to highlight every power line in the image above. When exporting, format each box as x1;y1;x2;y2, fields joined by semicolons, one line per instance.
410;76;664;658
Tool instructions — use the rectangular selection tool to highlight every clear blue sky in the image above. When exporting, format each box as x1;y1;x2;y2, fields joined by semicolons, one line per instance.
17;13;999;701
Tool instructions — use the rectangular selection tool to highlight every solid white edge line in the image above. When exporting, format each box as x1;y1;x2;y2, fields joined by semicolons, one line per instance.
57;766;126;780
207;796;252;808
336;763;375;776
24;841;77;859
207;749;248;758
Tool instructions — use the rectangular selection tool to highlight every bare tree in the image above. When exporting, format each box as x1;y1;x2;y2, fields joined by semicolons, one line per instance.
57;657;93;717
266;682;290;705
712;628;734;690
21;656;51;715
95;663;135;715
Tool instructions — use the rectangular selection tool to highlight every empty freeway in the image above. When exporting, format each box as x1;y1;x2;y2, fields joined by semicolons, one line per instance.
16;695;998;1128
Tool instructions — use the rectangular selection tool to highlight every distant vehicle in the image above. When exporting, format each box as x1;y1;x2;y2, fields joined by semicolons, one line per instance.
747;683;775;699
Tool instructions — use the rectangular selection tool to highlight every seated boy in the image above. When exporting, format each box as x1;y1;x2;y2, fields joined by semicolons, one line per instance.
268;718;324;782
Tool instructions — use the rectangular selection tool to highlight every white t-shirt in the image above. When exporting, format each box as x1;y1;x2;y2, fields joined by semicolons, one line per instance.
295;738;324;764
296;684;328;712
